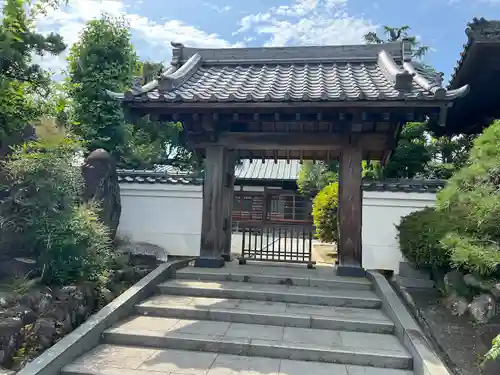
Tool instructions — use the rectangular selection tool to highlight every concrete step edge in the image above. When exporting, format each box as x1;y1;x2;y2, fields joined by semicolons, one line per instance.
135;304;395;334
102;329;413;370
158;283;382;309
61;349;415;375
175;270;372;290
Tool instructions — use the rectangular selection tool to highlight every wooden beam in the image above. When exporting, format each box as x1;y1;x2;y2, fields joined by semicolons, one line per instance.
337;143;364;277
189;132;388;151
128;101;449;110
195;145;227;267
221;151;236;261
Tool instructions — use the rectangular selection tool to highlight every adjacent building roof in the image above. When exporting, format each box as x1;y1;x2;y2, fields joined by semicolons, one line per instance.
235;160;300;181
118;160;301;184
109;41;468;104
445;18;500;134
448;17;500;89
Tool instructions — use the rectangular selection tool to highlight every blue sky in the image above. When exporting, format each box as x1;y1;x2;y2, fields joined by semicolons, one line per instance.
31;0;500;83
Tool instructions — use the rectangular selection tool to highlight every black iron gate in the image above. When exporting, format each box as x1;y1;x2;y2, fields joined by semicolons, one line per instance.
238;222;315;268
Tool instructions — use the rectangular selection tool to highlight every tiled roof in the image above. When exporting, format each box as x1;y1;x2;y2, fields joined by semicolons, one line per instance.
117;168;446;193
117;170;203;185
235;160;300;181
119;160;301;184
108;42;468;104
448;17;500;89
362;179;445;193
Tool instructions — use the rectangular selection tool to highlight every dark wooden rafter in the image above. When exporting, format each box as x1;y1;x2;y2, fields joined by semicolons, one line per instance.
188;132;388;151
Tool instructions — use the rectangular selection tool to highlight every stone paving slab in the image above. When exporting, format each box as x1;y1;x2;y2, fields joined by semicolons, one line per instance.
136;295;394;333
102;316;412;369
107;316;406;353
62;345;414;375
159;280;381;308
176;264;371;290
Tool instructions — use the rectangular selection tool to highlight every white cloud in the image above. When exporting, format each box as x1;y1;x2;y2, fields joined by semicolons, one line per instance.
33;0;237;75
204;2;231;13
235;0;376;47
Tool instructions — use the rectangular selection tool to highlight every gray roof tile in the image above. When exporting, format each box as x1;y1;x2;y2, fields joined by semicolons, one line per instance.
362;179;445;193
235;160;300;181
109;42;468;104
117;170;203;185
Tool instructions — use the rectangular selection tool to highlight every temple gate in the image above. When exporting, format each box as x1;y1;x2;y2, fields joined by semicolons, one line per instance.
109;40;468;276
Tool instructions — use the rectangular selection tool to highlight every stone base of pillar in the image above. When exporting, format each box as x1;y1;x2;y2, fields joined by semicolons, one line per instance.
194;257;225;268
337;265;366;278
221;253;232;262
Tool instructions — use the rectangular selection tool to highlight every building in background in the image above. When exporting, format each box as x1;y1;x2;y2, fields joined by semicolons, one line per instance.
117;159;313;232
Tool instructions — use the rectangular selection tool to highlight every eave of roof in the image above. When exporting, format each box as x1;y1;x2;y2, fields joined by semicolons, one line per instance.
448;17;500;90
108;41;468;105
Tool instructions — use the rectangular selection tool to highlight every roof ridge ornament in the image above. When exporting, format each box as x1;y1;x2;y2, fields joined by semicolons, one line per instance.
158;53;203;93
378;50;414;91
401;38;413;62
402;62;446;98
170;41;185;67
466;18;500;41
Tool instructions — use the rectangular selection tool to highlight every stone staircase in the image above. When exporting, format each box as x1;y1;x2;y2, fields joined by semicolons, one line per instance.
61;263;415;375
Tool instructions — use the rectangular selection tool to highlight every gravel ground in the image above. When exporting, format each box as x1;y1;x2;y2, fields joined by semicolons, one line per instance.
402;287;500;375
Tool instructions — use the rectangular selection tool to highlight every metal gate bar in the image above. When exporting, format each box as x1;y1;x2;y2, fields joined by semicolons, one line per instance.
239;222;315;267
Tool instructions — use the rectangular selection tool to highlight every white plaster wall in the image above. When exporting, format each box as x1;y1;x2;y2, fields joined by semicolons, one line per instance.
118;183;203;257
362;191;437;273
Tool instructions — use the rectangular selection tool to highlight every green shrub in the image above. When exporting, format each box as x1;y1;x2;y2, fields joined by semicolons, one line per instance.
312;182;338;243
397;207;453;270
484;334;500;365
38;203;112;285
0;136;112;284
436;119;500;277
441;233;500;277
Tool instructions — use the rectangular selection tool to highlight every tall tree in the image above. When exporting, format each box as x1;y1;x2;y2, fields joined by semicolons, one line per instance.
67;16;196;169
382;122;432;179
364;25;429;59
0;0;66;146
67;16;138;159
297;161;338;195
138;61;164;84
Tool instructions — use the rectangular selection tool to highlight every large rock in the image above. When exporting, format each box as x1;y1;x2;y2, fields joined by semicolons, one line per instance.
117;241;168;263
81;149;121;239
490;283;500;299
444;294;469;317
0;318;23;367
469;294;496;323
444;270;469;297
0;258;37;280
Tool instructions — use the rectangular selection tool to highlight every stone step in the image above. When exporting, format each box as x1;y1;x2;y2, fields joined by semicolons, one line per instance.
101;316;413;370
158;280;382;308
399;262;431;280
393;275;435;289
62;344;414;375
136;295;395;334
176;266;372;291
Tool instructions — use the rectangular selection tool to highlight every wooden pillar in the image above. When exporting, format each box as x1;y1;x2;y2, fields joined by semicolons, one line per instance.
337;143;364;277
195;145;227;268
221;151;236;261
